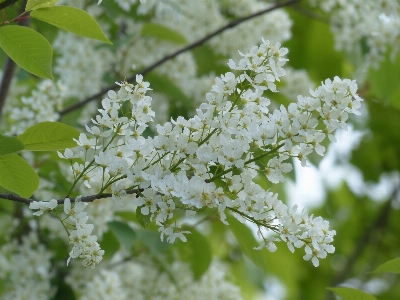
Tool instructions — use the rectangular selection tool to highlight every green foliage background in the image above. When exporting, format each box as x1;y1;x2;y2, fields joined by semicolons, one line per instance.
0;1;400;300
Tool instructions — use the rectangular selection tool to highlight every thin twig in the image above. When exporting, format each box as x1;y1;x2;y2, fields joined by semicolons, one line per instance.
58;0;300;117
0;188;140;205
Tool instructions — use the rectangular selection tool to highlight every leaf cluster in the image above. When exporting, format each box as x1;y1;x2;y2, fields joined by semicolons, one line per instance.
0;0;111;79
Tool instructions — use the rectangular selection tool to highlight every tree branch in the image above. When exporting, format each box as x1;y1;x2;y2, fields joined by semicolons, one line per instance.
0;56;17;117
290;3;330;24
0;188;140;205
58;0;300;117
0;0;20;11
0;0;29;120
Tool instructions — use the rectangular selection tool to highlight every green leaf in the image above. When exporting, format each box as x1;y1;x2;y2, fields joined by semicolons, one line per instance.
98;0;131;20
350;101;400;181
136;206;152;228
136;229;169;254
25;0;58;11
372;257;400;274
192;45;230;76
107;221;136;251
145;72;194;119
226;214;264;267
0;153;39;197
31;6;112;44
115;211;137;222
0;134;24;156
179;226;212;280
51;280;75;300
0;25;53;79
99;230;120;260
146;72;191;104
18;122;79;151
369;52;400;108
327;287;377;300
285;11;344;81
142;23;186;44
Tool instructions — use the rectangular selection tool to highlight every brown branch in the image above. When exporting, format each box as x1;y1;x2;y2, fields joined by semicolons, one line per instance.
58;0;300;117
0;0;29;120
0;188;140;205
325;186;399;300
0;57;17;117
0;0;20;10
290;3;330;24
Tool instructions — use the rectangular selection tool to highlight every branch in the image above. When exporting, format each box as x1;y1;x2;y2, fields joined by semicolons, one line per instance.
58;0;300;117
325;185;399;300
0;0;20;10
290;3;330;24
0;0;29;120
0;188;140;205
0;56;17;117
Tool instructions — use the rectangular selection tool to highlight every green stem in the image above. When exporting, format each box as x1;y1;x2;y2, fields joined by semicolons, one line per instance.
1;9;6;25
55;209;70;236
245;142;285;165
227;207;277;232
11;15;30;23
206;142;285;182
169;157;185;173
199;128;219;147
98;174;127;195
143;151;169;171
66;125;123;197
66;160;95;197
169;128;221;173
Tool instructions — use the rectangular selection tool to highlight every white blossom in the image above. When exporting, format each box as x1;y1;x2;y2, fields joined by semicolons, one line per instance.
56;38;363;268
29;199;58;216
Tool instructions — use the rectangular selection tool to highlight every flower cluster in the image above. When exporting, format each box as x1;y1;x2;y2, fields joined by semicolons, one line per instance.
309;0;400;70
52;32;114;99
30;196;104;268
58;38;363;267
64;197;104;268
6;79;66;135
0;233;54;299
110;0;291;112
66;256;242;300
